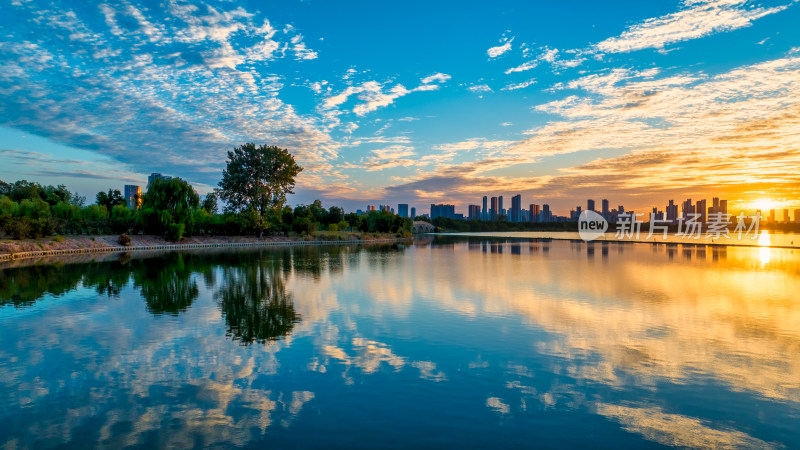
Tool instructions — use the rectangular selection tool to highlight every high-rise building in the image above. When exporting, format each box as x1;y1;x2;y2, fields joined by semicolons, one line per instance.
666;200;678;223
696;199;707;222
147;172;172;190
711;197;720;215
398;204;409;218
430;204;456;220
530;204;540;223
468;205;481;220
411;207;416;219
510;194;522;222
482;196;488;221
720;200;727;215
498;196;504;219
542;204;551;222
784;209;791;223
769;209;776;223
587;199;595;212
123;185;141;209
490;197;498;220
795;209;800;223
682;199;694;219
602;199;609;218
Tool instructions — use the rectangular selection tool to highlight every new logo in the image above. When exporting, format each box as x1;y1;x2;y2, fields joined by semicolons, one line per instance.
578;210;608;241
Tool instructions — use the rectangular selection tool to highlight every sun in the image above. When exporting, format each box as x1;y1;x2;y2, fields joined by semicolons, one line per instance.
752;198;781;212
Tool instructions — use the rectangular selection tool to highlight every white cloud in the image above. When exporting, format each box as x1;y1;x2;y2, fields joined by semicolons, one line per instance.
360;145;419;171
505;60;538;74
468;84;493;94
421;72;451;84
501;78;536;91
290;34;318;60
595;0;792;54
539;46;559;63
322;76;446;117
487;36;514;58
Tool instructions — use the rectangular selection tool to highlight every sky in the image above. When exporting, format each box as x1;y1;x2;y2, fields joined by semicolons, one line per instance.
1;0;799;215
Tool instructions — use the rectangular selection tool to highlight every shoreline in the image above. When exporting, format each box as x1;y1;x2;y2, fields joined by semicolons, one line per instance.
0;234;412;262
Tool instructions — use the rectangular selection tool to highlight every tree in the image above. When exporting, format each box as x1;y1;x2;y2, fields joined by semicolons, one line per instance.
201;192;218;214
138;177;200;241
218;143;303;237
96;189;126;210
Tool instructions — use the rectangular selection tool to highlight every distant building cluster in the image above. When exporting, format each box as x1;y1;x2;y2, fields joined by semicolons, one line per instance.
125;175;800;226
461;195;560;223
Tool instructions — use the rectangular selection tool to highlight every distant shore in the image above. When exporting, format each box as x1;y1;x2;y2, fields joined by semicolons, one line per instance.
0;232;411;262
436;231;800;249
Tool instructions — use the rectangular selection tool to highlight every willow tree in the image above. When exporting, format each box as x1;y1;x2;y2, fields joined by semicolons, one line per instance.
218;143;303;236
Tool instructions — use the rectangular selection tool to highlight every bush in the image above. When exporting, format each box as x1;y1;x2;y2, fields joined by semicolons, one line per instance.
166;223;185;242
118;233;132;246
292;217;315;236
9;218;31;240
52;235;64;243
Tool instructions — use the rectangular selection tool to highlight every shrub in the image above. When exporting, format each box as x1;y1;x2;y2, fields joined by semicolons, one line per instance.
10;218;31;240
118;233;132;246
52;235;64;243
166;223;185;242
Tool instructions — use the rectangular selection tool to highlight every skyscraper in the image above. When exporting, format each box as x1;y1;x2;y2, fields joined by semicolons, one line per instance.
602;199;609;218
784;209;790;223
587;199;595;212
666;200;678;223
542;204;551;222
795;209;800;223
398;204;409;218
498;196;504;219
511;194;522;222
468;205;481;220
490;197;498;220
696;199;707;222
123;185;141;209
769;209;776;223
720;200;727;215
682;199;694;219
430;204;455;219
147;172;172;190
530;204;540;223
411;207;416;219
482;196;488;221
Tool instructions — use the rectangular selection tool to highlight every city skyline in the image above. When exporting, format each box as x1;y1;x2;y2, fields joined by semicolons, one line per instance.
1;1;800;213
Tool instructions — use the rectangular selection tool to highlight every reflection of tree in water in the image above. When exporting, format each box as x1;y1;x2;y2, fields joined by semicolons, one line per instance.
216;257;300;345
0;258;131;307
132;253;199;315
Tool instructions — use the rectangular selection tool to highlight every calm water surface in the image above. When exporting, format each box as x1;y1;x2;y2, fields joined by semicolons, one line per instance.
1;237;798;448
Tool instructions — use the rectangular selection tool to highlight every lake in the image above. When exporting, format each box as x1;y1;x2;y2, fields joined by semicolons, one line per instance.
1;237;798;448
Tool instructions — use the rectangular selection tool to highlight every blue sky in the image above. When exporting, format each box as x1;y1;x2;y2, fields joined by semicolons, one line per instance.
1;0;799;214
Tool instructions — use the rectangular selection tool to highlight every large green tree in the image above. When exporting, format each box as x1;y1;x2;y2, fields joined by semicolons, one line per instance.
138;177;200;241
218;143;303;236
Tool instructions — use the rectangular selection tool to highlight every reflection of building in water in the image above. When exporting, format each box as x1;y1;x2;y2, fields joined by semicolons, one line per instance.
712;246;727;261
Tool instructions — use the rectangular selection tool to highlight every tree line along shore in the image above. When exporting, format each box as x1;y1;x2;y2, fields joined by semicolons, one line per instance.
0;143;413;243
